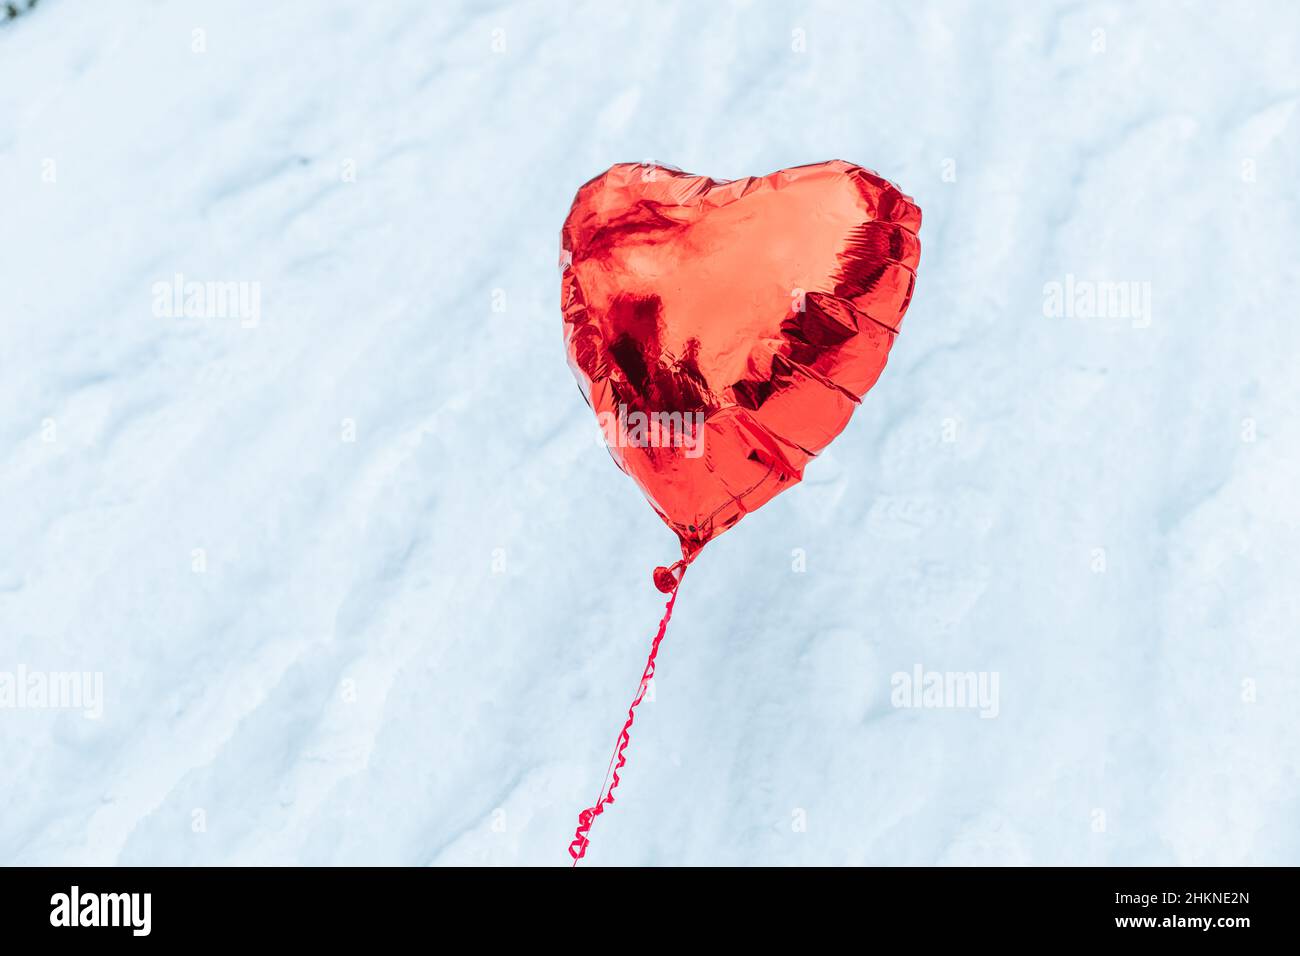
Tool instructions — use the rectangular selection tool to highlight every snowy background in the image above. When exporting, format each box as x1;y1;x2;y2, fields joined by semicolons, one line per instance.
2;0;1297;866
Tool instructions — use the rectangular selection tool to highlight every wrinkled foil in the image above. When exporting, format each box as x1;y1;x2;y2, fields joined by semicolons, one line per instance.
562;160;921;569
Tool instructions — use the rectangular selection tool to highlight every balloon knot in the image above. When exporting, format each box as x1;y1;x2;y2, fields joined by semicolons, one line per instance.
652;561;685;593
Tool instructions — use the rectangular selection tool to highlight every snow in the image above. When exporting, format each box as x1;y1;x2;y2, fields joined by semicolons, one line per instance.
1;0;1297;865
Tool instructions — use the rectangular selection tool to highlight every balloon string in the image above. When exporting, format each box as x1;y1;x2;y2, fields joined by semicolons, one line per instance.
568;568;685;865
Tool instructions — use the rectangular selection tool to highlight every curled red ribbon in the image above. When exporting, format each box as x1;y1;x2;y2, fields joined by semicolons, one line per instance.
569;568;685;865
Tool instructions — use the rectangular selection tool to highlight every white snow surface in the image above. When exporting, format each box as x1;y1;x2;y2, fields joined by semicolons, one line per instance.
1;1;1298;866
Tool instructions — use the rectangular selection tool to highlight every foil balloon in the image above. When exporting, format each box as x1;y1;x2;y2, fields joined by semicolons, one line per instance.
562;161;921;862
562;160;921;588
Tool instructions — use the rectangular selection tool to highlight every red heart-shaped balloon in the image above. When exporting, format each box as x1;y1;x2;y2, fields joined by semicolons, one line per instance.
561;161;921;577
